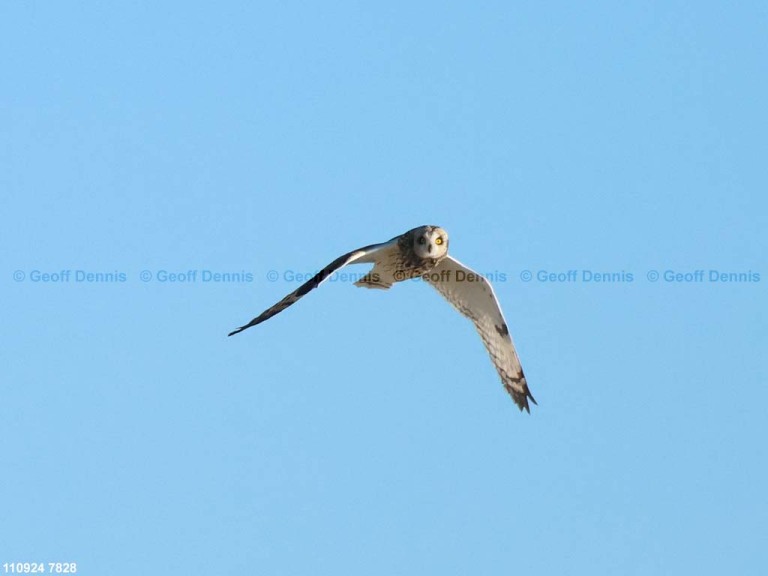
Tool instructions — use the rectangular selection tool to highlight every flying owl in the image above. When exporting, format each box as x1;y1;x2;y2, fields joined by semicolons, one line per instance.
229;225;536;412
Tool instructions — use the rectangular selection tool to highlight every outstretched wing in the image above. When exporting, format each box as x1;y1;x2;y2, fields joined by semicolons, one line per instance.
229;238;398;336
424;256;536;412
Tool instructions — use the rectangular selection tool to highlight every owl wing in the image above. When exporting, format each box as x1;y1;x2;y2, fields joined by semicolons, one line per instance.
424;256;536;412
228;238;399;336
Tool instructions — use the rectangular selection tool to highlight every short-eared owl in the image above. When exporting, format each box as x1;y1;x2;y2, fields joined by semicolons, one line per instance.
229;225;536;412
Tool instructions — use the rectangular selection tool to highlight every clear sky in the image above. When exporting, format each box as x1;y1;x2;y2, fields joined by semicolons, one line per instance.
2;1;766;574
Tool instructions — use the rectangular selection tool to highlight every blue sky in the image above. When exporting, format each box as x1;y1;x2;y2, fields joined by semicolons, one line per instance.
2;1;766;574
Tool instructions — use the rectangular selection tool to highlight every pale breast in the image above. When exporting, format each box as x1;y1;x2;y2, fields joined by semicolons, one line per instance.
386;246;445;281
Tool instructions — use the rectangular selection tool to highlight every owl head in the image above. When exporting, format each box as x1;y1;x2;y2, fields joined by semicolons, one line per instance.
412;225;449;260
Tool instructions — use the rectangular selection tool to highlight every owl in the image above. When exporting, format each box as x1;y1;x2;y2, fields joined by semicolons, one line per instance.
230;225;536;412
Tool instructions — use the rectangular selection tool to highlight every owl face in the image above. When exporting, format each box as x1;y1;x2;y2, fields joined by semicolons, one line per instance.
413;225;449;260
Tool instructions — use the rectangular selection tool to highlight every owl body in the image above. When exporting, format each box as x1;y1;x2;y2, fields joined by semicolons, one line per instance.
355;225;449;288
229;224;537;412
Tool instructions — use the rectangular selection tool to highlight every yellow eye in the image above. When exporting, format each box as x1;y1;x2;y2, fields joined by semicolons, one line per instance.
435;237;443;245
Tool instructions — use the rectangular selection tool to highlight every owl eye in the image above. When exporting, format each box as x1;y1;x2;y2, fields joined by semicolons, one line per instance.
418;237;426;245
435;237;443;245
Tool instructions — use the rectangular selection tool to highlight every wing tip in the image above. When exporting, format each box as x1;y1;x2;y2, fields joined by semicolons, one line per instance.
228;324;251;337
512;383;537;414
228;314;268;337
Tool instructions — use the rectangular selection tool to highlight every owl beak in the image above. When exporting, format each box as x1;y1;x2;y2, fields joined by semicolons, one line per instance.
427;243;433;253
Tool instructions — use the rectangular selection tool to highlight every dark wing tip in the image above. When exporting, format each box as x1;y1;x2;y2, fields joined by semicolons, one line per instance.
516;397;531;413
511;381;537;413
228;321;258;337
